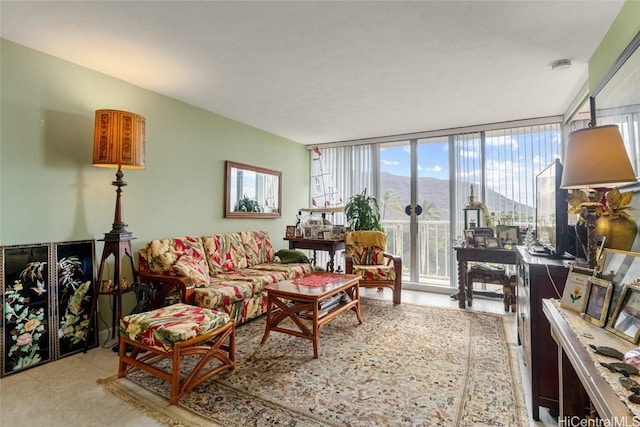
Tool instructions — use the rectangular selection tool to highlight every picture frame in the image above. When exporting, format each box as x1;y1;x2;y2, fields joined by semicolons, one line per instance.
596;249;640;324
560;266;591;313
1;243;54;377
285;225;296;239
606;281;640;344
484;237;500;249
474;236;486;247
496;225;520;247
464;229;475;247
53;240;98;358
331;225;347;240
322;231;332;240
582;277;613;327
472;227;494;238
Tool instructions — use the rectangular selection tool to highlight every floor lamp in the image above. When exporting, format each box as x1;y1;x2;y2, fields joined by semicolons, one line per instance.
560;124;637;268
84;109;145;352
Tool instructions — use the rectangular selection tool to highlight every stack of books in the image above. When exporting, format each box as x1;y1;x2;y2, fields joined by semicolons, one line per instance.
299;293;345;319
319;293;342;311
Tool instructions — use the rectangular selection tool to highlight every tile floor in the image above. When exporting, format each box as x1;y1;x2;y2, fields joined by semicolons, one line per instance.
0;288;556;426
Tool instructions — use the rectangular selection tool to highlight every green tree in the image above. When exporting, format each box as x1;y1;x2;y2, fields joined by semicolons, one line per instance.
420;198;442;220
381;189;403;219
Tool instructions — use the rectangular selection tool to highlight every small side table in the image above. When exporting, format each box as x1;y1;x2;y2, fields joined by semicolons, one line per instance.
453;247;518;309
284;237;345;272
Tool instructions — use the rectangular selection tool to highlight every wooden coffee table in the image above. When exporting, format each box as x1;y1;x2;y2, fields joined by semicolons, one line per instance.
261;272;362;358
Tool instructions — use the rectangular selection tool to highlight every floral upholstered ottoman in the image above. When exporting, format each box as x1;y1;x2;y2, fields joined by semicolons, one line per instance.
118;303;235;404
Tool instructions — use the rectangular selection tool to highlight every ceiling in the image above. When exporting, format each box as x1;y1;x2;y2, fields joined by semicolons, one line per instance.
0;1;626;145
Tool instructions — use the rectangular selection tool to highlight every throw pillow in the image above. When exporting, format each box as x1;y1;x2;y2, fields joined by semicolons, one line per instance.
276;249;310;264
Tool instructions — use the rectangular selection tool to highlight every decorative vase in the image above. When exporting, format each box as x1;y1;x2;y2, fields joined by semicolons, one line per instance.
595;215;638;251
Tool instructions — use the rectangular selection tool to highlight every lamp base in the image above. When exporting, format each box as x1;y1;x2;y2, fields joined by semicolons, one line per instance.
581;201;602;268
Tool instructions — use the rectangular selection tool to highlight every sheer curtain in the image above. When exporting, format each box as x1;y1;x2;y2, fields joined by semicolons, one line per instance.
453;124;563;238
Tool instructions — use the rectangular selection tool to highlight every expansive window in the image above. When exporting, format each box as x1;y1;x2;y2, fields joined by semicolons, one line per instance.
453;124;564;240
310;120;564;288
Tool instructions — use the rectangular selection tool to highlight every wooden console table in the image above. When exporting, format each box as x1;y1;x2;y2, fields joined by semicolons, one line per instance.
543;299;637;425
453;247;518;308
284;237;345;272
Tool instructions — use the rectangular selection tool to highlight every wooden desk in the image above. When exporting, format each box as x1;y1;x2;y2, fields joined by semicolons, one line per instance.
543;299;637;426
453;247;518;308
284;238;345;272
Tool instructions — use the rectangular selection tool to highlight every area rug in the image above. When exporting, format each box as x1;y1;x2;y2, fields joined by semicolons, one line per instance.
99;299;527;426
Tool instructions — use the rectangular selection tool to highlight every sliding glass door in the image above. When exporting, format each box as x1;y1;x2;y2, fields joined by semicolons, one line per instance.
379;137;451;287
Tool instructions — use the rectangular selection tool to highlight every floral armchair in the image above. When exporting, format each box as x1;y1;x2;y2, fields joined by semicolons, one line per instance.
344;231;402;304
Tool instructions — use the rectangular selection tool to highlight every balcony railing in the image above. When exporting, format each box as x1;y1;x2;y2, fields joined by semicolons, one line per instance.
382;220;452;286
314;220;454;288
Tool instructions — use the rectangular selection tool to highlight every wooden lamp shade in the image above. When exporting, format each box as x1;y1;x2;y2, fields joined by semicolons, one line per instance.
93;109;145;169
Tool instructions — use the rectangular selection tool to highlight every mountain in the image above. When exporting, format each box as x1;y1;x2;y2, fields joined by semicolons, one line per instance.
379;172;534;221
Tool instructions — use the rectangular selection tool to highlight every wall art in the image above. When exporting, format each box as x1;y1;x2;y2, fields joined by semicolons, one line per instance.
1;243;54;376
54;240;98;358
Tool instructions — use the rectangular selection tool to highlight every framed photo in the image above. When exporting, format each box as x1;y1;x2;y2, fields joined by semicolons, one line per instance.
322;231;332;240
582;277;613;327
474;236;486;247
1;243;54;377
496;225;520;246
606;281;640;344
560;266;591;313
473;227;494;238
485;237;500;249
331;225;347;240
597;249;640;324
285;226;296;239
464;230;475;247
53;240;98;358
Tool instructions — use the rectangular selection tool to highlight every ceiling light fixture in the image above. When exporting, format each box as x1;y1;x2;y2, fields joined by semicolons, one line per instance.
551;59;572;71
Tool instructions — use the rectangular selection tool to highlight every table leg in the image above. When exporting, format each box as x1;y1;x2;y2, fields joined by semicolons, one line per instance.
458;260;467;308
326;249;336;272
260;297;273;344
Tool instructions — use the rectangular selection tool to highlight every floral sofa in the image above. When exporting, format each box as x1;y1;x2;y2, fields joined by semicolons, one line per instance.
138;230;312;325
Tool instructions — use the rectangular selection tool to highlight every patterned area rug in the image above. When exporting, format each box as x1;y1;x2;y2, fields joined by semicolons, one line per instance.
100;299;527;426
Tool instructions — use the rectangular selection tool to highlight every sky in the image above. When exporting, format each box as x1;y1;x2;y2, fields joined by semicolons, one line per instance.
380;140;449;179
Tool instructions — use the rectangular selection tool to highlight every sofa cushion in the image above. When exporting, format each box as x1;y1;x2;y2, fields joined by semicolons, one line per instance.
351;264;396;281
249;262;312;280
240;230;275;267
172;256;210;285
193;280;254;308
202;233;248;274
195;289;267;326
216;268;286;293
140;236;210;277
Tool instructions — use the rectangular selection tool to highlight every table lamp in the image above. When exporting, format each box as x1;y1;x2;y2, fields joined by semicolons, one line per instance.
561;124;637;267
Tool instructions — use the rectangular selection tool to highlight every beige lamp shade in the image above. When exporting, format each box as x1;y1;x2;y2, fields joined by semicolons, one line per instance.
93;109;145;169
561;124;637;189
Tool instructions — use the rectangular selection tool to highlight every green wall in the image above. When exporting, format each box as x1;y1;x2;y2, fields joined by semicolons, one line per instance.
0;39;310;327
588;0;640;91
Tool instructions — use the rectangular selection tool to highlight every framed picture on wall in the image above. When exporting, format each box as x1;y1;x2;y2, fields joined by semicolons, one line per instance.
1;243;54;377
53;240;98;358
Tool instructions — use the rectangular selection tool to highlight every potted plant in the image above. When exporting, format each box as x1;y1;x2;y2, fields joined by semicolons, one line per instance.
234;195;263;213
344;188;383;231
